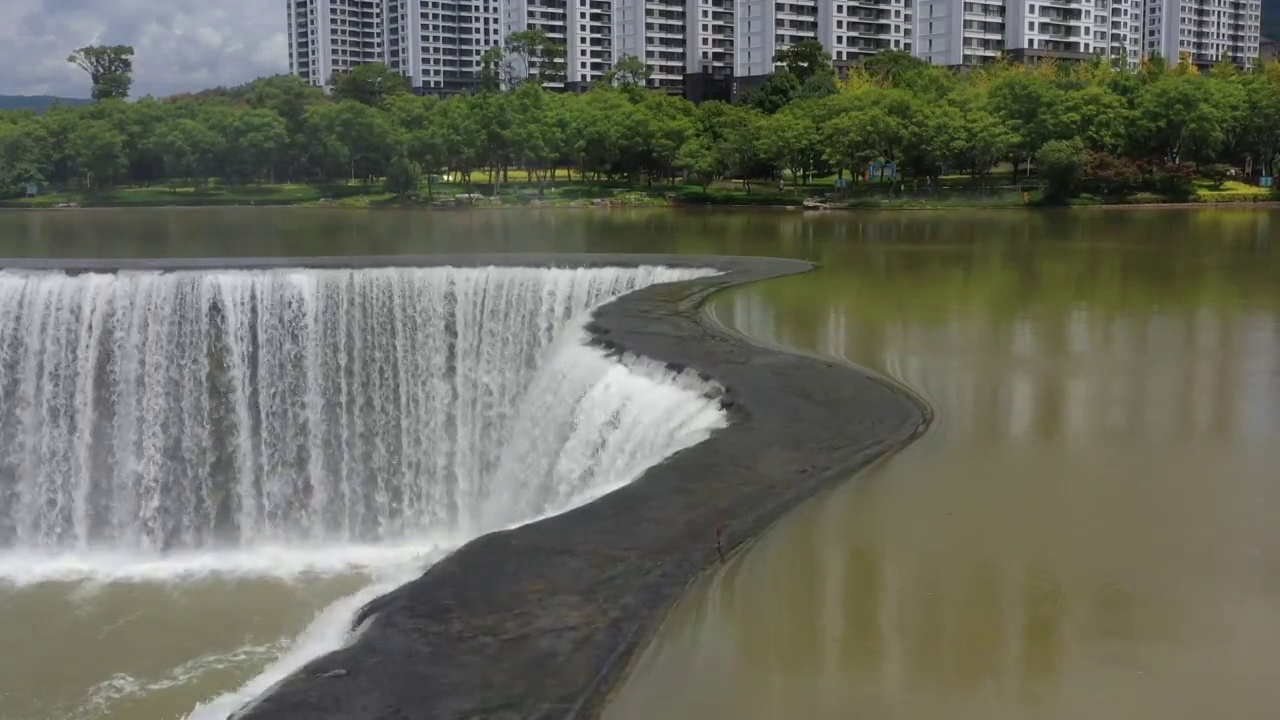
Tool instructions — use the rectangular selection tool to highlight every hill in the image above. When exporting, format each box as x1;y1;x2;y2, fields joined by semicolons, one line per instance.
0;95;92;113
1265;0;1280;44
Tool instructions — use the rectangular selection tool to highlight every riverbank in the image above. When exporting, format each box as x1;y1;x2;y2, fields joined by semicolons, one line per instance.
3;179;1275;212
129;254;924;720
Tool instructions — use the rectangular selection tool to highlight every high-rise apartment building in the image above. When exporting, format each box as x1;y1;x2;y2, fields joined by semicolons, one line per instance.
687;0;737;74
386;0;501;95
916;0;1142;67
737;0;913;77
1143;0;1261;69
287;0;385;87
505;0;614;89
614;1;691;90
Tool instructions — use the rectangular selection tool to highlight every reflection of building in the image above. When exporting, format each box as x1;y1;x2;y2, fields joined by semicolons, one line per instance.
915;0;1141;68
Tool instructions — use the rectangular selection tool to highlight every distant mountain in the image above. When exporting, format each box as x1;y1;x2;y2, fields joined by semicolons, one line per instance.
1265;0;1280;44
0;95;92;113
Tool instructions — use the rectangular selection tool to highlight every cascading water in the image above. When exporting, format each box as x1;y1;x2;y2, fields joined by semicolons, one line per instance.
0;264;728;720
0;265;720;556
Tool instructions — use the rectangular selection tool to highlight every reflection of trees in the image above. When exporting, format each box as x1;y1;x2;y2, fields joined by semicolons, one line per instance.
714;216;1279;447
622;211;1280;719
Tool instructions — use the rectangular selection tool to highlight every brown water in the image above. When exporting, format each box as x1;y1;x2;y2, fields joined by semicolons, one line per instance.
607;210;1280;720
0;207;1276;720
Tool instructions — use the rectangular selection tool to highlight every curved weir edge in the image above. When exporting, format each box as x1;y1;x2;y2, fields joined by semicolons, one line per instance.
0;253;931;719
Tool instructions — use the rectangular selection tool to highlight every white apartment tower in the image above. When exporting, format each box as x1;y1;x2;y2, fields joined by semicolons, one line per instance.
614;1;690;90
504;0;614;88
916;0;1142;67
385;0;501;94
737;0;913;78
687;0;736;74
1143;0;1261;68
287;0;385;87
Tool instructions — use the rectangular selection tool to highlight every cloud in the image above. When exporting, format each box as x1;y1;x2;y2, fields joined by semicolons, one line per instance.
0;0;289;98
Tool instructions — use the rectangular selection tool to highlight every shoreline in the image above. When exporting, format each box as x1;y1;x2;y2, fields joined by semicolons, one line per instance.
27;253;926;720
3;198;1280;213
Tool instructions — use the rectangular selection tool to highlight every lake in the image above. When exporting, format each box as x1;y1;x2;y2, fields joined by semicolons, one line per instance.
0;207;1276;720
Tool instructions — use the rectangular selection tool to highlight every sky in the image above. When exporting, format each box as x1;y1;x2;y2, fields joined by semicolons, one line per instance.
0;0;289;98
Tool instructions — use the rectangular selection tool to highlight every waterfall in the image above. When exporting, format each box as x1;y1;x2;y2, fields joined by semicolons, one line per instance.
0;265;723;558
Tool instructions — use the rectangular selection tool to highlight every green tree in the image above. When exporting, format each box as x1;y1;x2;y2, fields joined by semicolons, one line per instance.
677;136;723;193
68;45;135;100
603;55;652;89
220;109;289;184
331;63;410;106
385;156;422;196
745;70;802;114
759;110;820;186
304;101;396;182
1037;139;1088;200
68;120;127;188
0;118;51;197
502;30;567;87
151;118;222;186
774;40;835;85
988;69;1063;176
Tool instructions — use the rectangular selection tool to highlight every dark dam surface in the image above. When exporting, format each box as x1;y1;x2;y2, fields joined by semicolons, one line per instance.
7;254;926;720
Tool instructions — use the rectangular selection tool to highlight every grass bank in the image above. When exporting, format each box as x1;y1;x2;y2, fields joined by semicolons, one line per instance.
3;177;1275;210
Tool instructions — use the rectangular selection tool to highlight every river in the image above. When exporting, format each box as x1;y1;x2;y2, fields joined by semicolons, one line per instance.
0;207;1276;720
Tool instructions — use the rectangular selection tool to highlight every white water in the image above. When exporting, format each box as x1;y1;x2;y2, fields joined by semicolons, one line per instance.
0;264;727;720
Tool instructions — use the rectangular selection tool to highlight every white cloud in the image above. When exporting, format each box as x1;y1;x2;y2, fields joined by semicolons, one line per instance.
0;0;288;98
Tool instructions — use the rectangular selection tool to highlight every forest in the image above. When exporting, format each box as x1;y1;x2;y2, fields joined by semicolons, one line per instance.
3;45;1280;204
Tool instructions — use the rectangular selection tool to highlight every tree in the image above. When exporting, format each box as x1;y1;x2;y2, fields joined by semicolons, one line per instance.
0;118;51;197
759;111;820;186
385;156;422;196
69;120;127;188
151;118;222;187
501;30;567;87
304;101;396;182
745;70;802;114
677;136;723;193
220;109;289;184
603;55;652;90
68;45;135;100
774;40;835;86
331;63;410;106
860;51;931;90
1037;139;1088;200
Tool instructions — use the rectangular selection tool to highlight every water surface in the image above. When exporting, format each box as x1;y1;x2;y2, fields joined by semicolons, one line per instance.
0;207;1277;719
608;208;1280;720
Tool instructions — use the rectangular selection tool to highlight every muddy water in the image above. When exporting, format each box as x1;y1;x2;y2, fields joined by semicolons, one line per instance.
607;211;1280;720
0;207;1277;720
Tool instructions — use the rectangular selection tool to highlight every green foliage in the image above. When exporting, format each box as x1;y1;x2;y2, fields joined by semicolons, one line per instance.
1037;139;1088;200
6;57;1280;202
67;45;135;101
331;63;410;106
774;40;835;86
603;55;652;89
677;137;723;192
385;156;422;196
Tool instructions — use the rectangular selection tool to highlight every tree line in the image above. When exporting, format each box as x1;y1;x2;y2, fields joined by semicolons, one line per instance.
3;42;1280;201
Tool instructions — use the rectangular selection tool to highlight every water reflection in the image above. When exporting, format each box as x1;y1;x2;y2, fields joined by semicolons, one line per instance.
609;223;1280;720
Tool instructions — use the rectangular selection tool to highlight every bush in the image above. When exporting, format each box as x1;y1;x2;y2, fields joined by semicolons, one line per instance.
1037;139;1087;200
1084;152;1141;197
384;156;422;197
1150;162;1197;198
1201;163;1237;189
